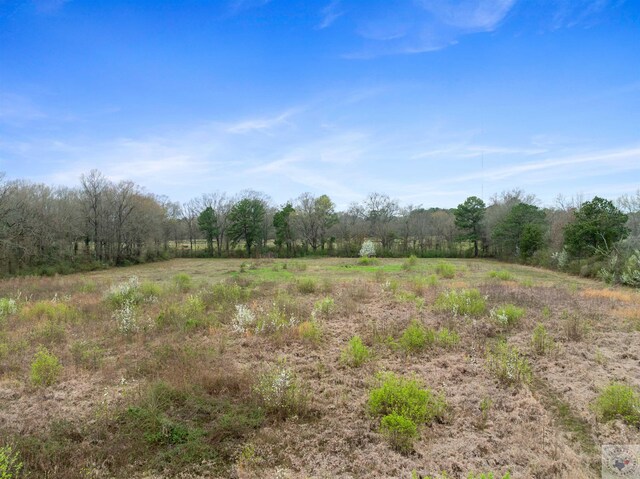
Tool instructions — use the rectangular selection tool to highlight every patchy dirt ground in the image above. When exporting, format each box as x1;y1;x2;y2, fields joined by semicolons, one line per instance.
0;258;638;478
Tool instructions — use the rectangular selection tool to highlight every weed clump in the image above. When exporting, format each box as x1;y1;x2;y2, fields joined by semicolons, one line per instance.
486;340;531;386
313;297;335;319
399;320;429;353
435;262;456;279
402;255;418;271
0;298;17;321
254;362;307;418
368;372;446;452
70;340;104;370
30;347;63;387
488;270;513;281
0;444;23;478
172;273;192;292
490;304;524;327
296;277;317;294
434;289;486;317
593;383;640;426
20;300;76;323
105;276;142;308
341;335;371;367
531;323;554;355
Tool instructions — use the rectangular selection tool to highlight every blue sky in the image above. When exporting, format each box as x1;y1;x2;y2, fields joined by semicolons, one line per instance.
0;0;639;208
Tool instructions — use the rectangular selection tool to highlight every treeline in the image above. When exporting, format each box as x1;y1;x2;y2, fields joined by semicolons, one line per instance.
1;169;639;284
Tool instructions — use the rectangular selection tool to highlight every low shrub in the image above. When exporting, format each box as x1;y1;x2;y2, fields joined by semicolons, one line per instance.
255;303;298;334
341;335;371;367
399;320;430;353
231;304;256;333
368;372;446;451
435;328;460;348
70;340;104;370
296;277;317;294
0;444;23;479
30;347;63;387
358;257;379;266
139;281;163;299
593;382;640;426
157;295;208;330
409;275;438;295
488;270;513;281
20;300;76;323
380;412;418;452
254;362;307;418
368;373;447;424
563;310;587;341
313;297;335;319
490;304;524;327
531;323;554;355
105;276;142;308
297;320;322;343
486;341;531;386
434;289;486;317
0;298;17;320
402;255;418;271
172;273;192;292
113;301;139;334
435;262;456;279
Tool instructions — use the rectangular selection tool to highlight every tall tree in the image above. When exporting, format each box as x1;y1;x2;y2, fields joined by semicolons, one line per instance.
454;196;486;257
197;206;219;256
227;198;266;256
564;196;629;257
273;203;295;256
493;202;547;259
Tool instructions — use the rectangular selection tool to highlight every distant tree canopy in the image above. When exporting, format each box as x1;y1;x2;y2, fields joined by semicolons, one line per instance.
454;196;486;257
564;196;629;257
493;202;547;259
2;169;640;279
227;197;266;256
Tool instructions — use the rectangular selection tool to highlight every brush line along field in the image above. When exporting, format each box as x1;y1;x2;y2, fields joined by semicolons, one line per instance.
0;258;639;478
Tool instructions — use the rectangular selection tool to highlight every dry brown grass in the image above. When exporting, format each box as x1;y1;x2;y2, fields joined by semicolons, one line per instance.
0;257;638;478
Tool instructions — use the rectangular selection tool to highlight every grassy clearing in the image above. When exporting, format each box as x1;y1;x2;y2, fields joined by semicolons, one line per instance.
0;257;636;477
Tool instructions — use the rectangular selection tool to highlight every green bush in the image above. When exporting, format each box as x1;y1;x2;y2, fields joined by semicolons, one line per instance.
341;335;371;367
357;257;379;266
380;412;418;452
172;273;192;292
402;255;418;271
434;289;486;317
399;320;430;353
435;328;460;348
435;262;456;279
486;341;531;386
368;372;447;425
297;320;322;343
313;297;335;319
296;277;317;294
139;281;163;299
593;383;640;426
531;323;554;355
30;347;63;387
0;444;23;479
490;304;524;327
488;270;513;281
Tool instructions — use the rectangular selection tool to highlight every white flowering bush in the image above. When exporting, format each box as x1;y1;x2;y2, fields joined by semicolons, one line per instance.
0;298;17;319
112;300;138;334
359;240;376;258
232;304;256;333
551;248;569;270
105;276;141;308
487;340;532;385
255;303;298;334
254;362;307;417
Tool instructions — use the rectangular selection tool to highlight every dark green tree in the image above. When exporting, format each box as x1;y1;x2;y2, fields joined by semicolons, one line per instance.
454;196;486;257
564;196;629;257
228;198;266;256
197;206;218;256
273;202;295;256
493;202;547;259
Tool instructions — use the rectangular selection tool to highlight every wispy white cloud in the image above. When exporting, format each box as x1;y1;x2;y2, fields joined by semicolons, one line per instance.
224;109;298;134
317;0;345;30
418;0;515;31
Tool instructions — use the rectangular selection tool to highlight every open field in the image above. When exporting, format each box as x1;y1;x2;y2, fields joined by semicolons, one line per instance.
1;258;639;478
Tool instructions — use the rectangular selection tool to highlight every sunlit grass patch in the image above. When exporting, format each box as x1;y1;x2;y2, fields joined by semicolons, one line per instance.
581;288;637;303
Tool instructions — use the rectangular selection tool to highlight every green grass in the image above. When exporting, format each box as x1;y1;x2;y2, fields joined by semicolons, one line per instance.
490;304;525;327
488;270;513;281
593;383;640;426
435;262;456;279
341;335;371;367
434;289;486;317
